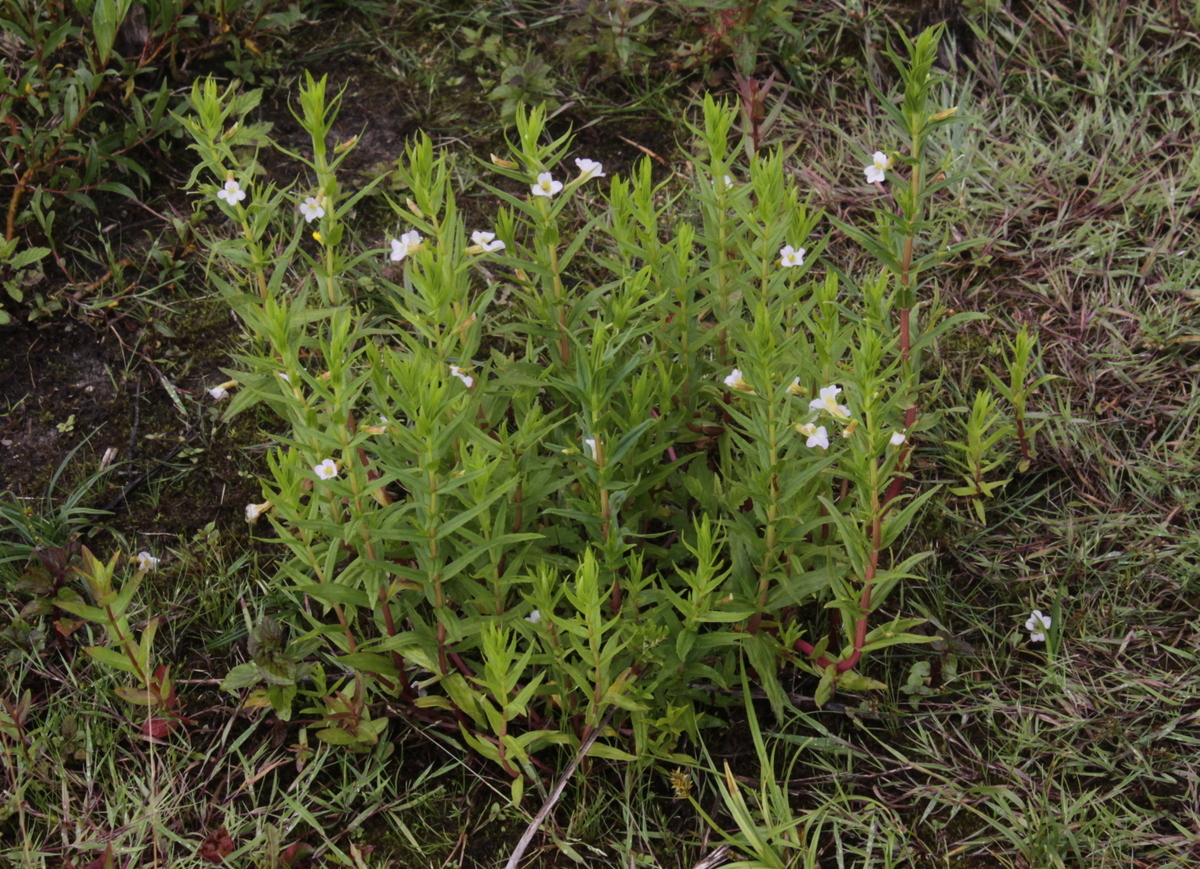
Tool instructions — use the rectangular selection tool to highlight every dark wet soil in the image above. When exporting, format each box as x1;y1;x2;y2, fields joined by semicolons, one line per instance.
0;306;265;543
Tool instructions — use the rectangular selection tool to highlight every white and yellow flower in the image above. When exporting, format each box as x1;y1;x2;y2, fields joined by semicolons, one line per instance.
216;179;246;205
300;195;325;223
207;379;237;401
134;551;160;571
779;245;806;268
468;230;506;254
1025;610;1051;643
245;501;273;523
796;423;829;449
723;369;752;391
809;385;851;421
864;151;891;184
531;172;564;197
389;230;423;262
574;158;605;180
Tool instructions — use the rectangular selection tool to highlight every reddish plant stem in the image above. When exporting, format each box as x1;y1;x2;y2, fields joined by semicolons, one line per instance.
377;586;414;700
1015;415;1032;462
436;619;449;676
795;509;881;672
449;651;476;680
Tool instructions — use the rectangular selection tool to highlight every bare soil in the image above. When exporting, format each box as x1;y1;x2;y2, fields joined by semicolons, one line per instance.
0;306;265;543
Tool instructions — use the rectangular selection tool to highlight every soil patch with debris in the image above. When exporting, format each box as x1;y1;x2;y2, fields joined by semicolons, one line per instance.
0;311;267;543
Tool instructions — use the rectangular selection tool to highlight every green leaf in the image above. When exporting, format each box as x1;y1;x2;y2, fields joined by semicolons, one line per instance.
836;669;887;692
335;653;398;680
585;742;639;762
95;181;137;200
84;646;139;675
314;727;360;746
858;630;936;654
743;632;787;716
54;600;107;623
221;662;264;691
7;247;50;271
292;583;369;609
814;666;835;708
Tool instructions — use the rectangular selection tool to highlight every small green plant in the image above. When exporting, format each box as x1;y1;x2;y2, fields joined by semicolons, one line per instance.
56;548;189;738
457;29;562;123
732;70;790;159
0;442;117;571
707;681;808;868
490;52;562;123
221;615;322;722
671;0;801;77
0;239;52;325
182;26;978;787
947;389;1014;523
0;0;305;322
986;325;1054;471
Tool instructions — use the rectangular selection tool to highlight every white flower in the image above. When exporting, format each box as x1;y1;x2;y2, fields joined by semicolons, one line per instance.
788;378;804;396
574;158;605;180
890;431;907;446
525;609;541;624
207;379;236;401
300;196;325;223
313;458;339;480
779;245;806;268
216;179;246;204
134;551;160;571
1025;610;1051;643
449;365;474;388
719;174;734;191
278;372;290;382
470;230;506;253
864;151;890;184
723;369;751;391
531;172;563;197
583;437;597;459
389;230;423;262
809;385;851;421
245;501;272;522
797;423;829;449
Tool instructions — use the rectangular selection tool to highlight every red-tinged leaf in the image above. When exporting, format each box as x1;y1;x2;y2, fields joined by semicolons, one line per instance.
115;686;160;706
80;843;115;869
198;826;235;863
141;717;179;739
279;842;315;867
55;618;85;637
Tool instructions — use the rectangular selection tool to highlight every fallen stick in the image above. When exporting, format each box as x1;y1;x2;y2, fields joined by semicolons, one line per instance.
502;707;615;869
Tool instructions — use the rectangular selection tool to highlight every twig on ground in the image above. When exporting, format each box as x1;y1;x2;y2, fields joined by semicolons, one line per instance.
503;707;616;869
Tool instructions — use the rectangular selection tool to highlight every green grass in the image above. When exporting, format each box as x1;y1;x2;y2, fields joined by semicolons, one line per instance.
4;0;1200;866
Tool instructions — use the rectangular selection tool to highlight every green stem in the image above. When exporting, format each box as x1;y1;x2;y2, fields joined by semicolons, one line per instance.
747;396;779;635
535;196;569;366
105;606;148;687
